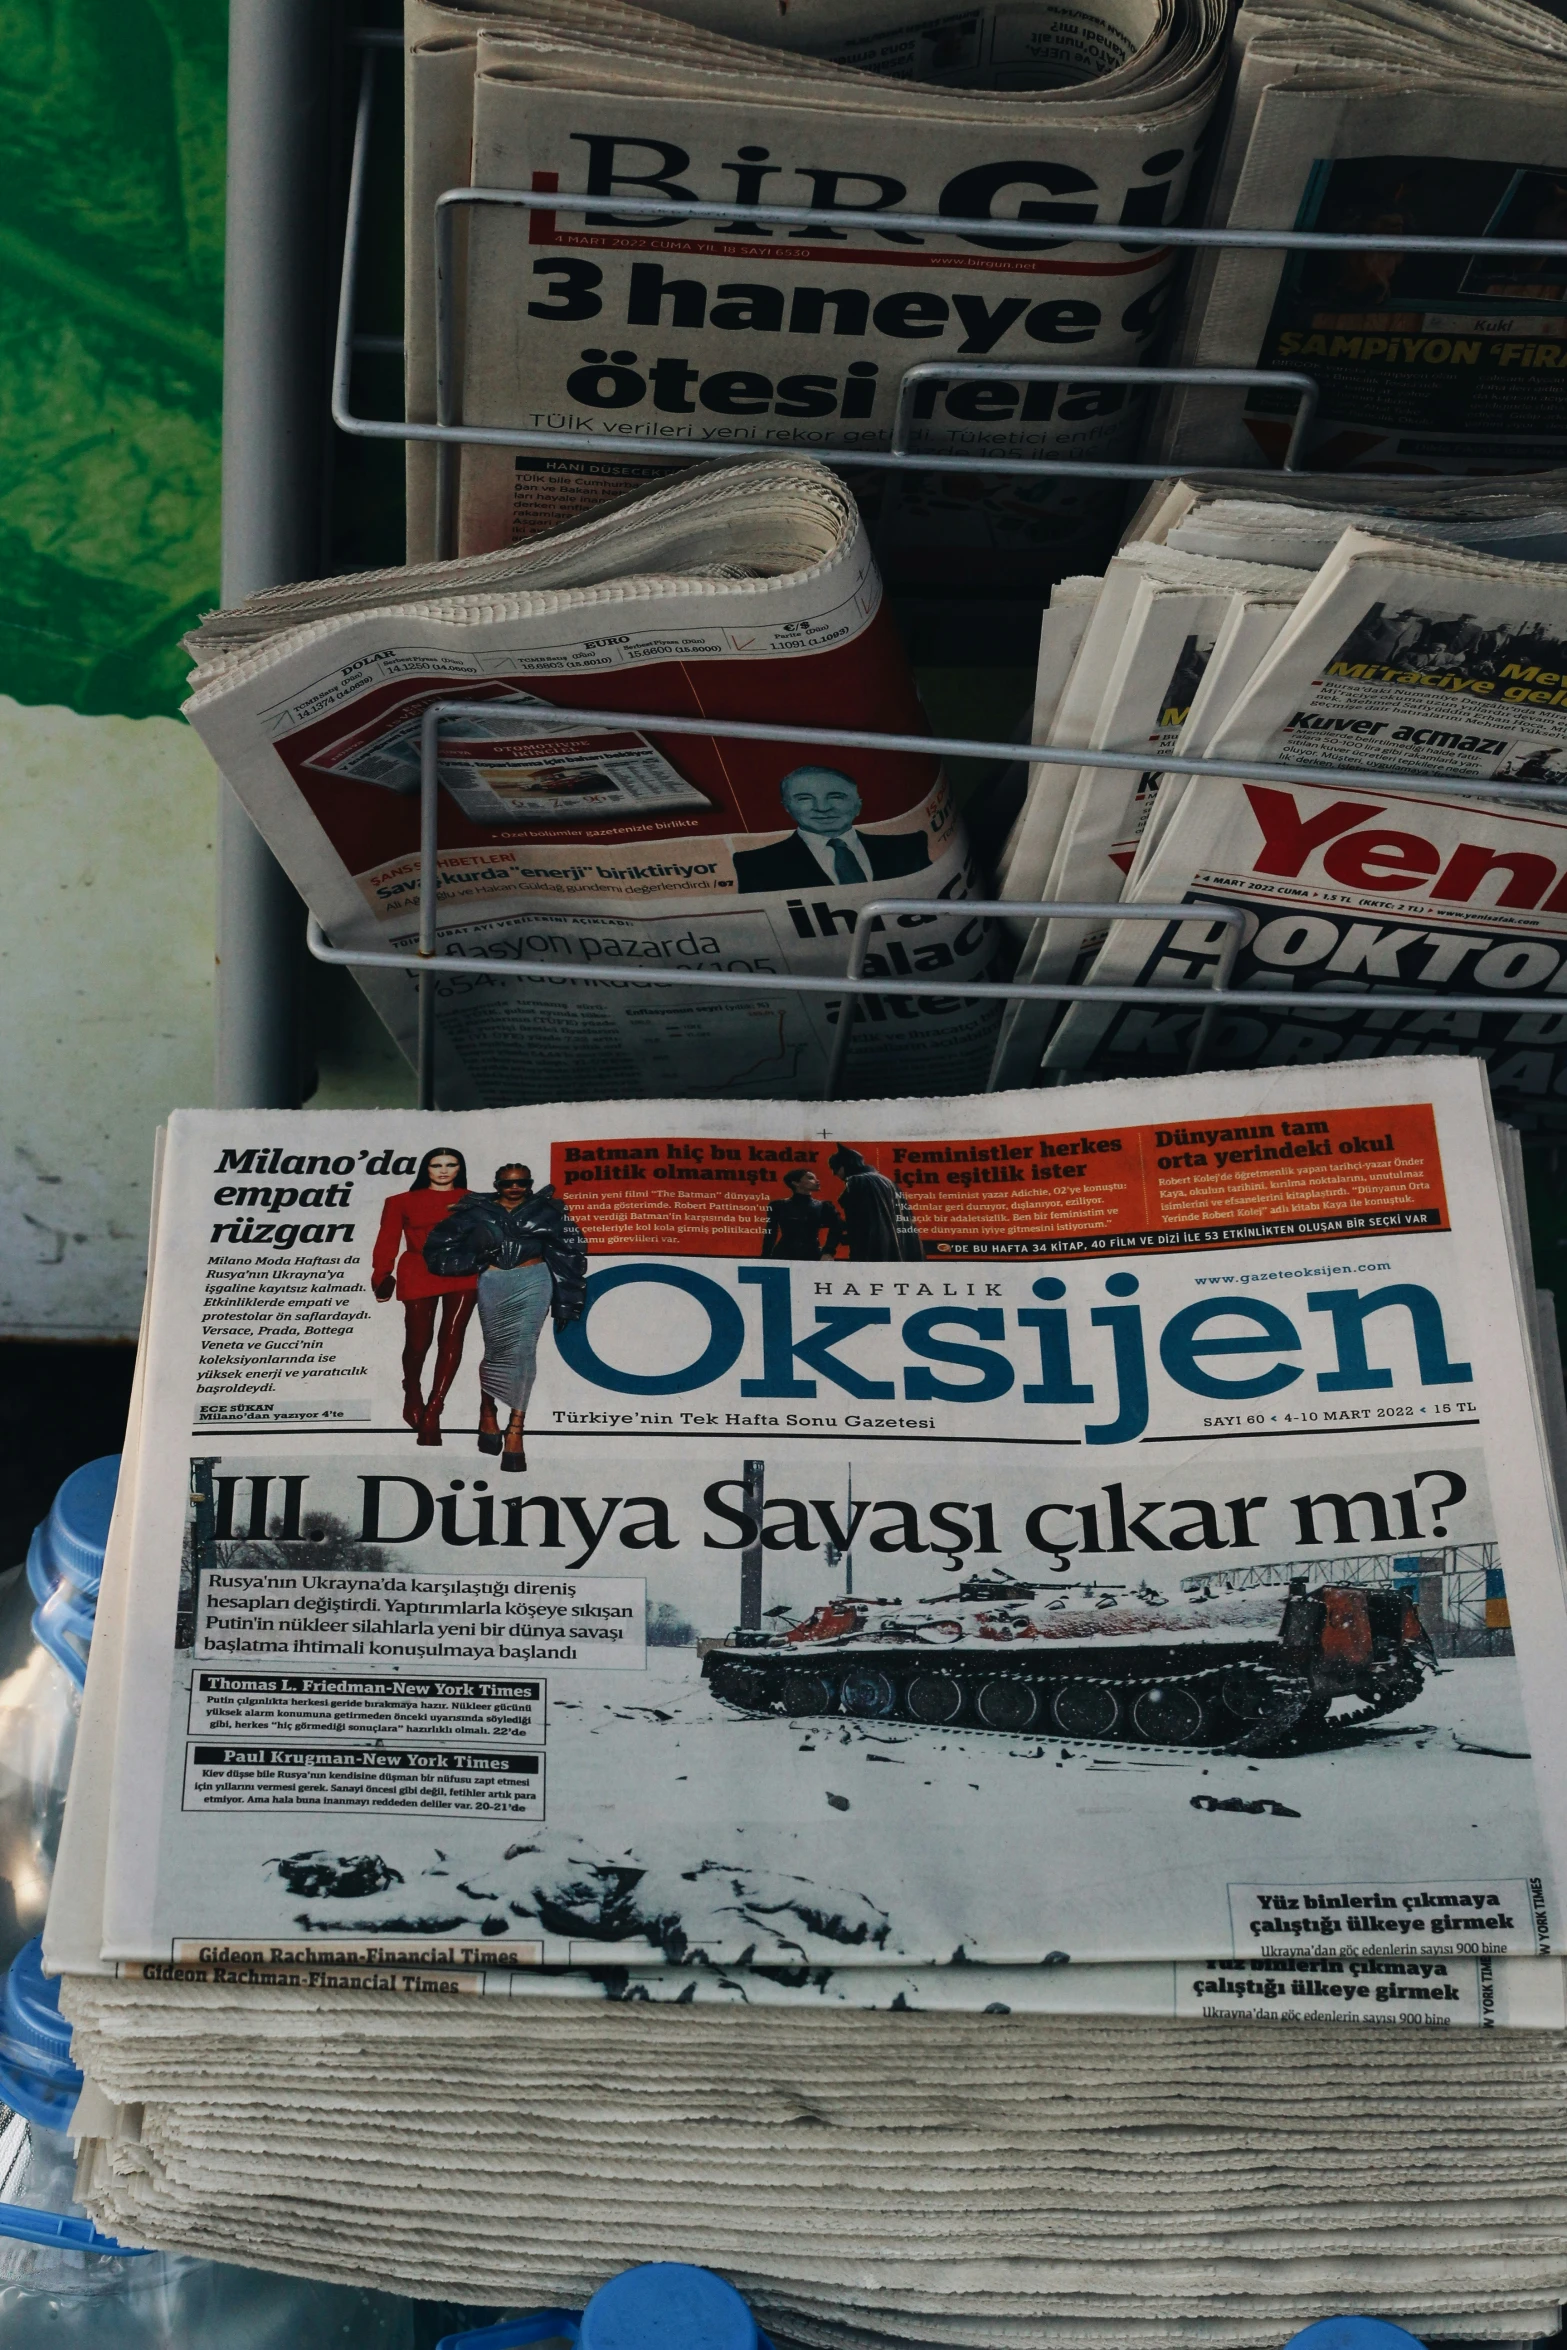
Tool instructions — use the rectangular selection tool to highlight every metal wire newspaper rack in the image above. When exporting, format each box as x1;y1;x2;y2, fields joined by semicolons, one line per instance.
308;697;1567;1112
246;21;1567;1114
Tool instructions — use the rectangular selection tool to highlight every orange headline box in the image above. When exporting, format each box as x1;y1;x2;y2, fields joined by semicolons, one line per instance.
549;1102;1448;1261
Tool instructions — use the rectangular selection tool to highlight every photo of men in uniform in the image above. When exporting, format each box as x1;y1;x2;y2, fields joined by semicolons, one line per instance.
732;766;931;895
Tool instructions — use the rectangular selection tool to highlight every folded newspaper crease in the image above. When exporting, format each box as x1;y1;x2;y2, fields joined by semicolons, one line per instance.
184;457;1001;1107
989;539;1311;1086
41;1056;1567;2324
402;0;1229;587
990;476;1567;1119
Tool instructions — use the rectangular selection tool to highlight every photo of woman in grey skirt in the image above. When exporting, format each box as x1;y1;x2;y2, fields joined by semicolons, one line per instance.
423;1164;588;1471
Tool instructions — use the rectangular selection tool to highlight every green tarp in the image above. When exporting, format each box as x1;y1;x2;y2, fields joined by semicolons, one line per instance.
0;2;224;719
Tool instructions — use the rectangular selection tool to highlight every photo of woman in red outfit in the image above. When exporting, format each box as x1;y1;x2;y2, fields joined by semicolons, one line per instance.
370;1147;477;1447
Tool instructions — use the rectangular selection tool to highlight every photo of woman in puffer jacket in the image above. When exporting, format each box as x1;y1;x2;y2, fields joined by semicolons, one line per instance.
424;1163;587;1472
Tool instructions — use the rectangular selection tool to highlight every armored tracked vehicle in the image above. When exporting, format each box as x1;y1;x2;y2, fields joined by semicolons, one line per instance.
701;1572;1434;1754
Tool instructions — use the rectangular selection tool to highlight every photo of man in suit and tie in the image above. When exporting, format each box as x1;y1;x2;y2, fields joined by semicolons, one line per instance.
731;765;932;895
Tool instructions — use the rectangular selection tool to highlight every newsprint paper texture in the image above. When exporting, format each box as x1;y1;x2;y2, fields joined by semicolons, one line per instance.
99;1060;1567;1985
182;460;1001;1108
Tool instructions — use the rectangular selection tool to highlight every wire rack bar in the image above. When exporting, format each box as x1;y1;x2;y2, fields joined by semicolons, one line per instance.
397;698;1567;817
887;360;1322;467
423;179;1324;529
433;177;1567;260
303;703;1567;1111
306;901;1247;1112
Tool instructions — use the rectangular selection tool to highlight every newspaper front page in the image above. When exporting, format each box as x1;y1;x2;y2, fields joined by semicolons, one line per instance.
405;0;1228;581
52;1331;1567;2025
184;460;999;1106
95;1062;1567;1981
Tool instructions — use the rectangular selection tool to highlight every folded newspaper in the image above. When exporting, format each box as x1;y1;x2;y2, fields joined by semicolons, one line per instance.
403;0;1229;587
1158;0;1567;475
183;457;1000;1105
50;1054;1567;1978
990;482;1567;1115
54;1989;1567;2340
40;1058;1567;2330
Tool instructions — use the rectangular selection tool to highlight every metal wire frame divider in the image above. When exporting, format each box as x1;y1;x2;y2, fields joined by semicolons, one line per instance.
313;29;1567;1113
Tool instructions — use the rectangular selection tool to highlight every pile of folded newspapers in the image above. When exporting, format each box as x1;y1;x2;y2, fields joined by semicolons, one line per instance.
993;474;1567;1109
1159;0;1567;478
45;1053;1567;2342
183;455;1004;1105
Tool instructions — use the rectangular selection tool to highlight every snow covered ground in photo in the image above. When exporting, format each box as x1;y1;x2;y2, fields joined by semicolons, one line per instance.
268;1650;1546;1967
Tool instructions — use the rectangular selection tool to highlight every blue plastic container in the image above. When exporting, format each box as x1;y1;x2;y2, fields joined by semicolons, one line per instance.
25;1454;118;1691
1283;2325;1428;2350
0;1456;120;1971
0;1467;420;2345
0;1937;106;2145
0;1932;418;2343
438;2264;777;2350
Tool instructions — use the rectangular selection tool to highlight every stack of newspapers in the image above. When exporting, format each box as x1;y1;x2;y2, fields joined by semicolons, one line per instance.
42;1054;1567;2341
183;455;1001;1106
992;473;1567;1111
403;0;1228;585
1157;0;1567;476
